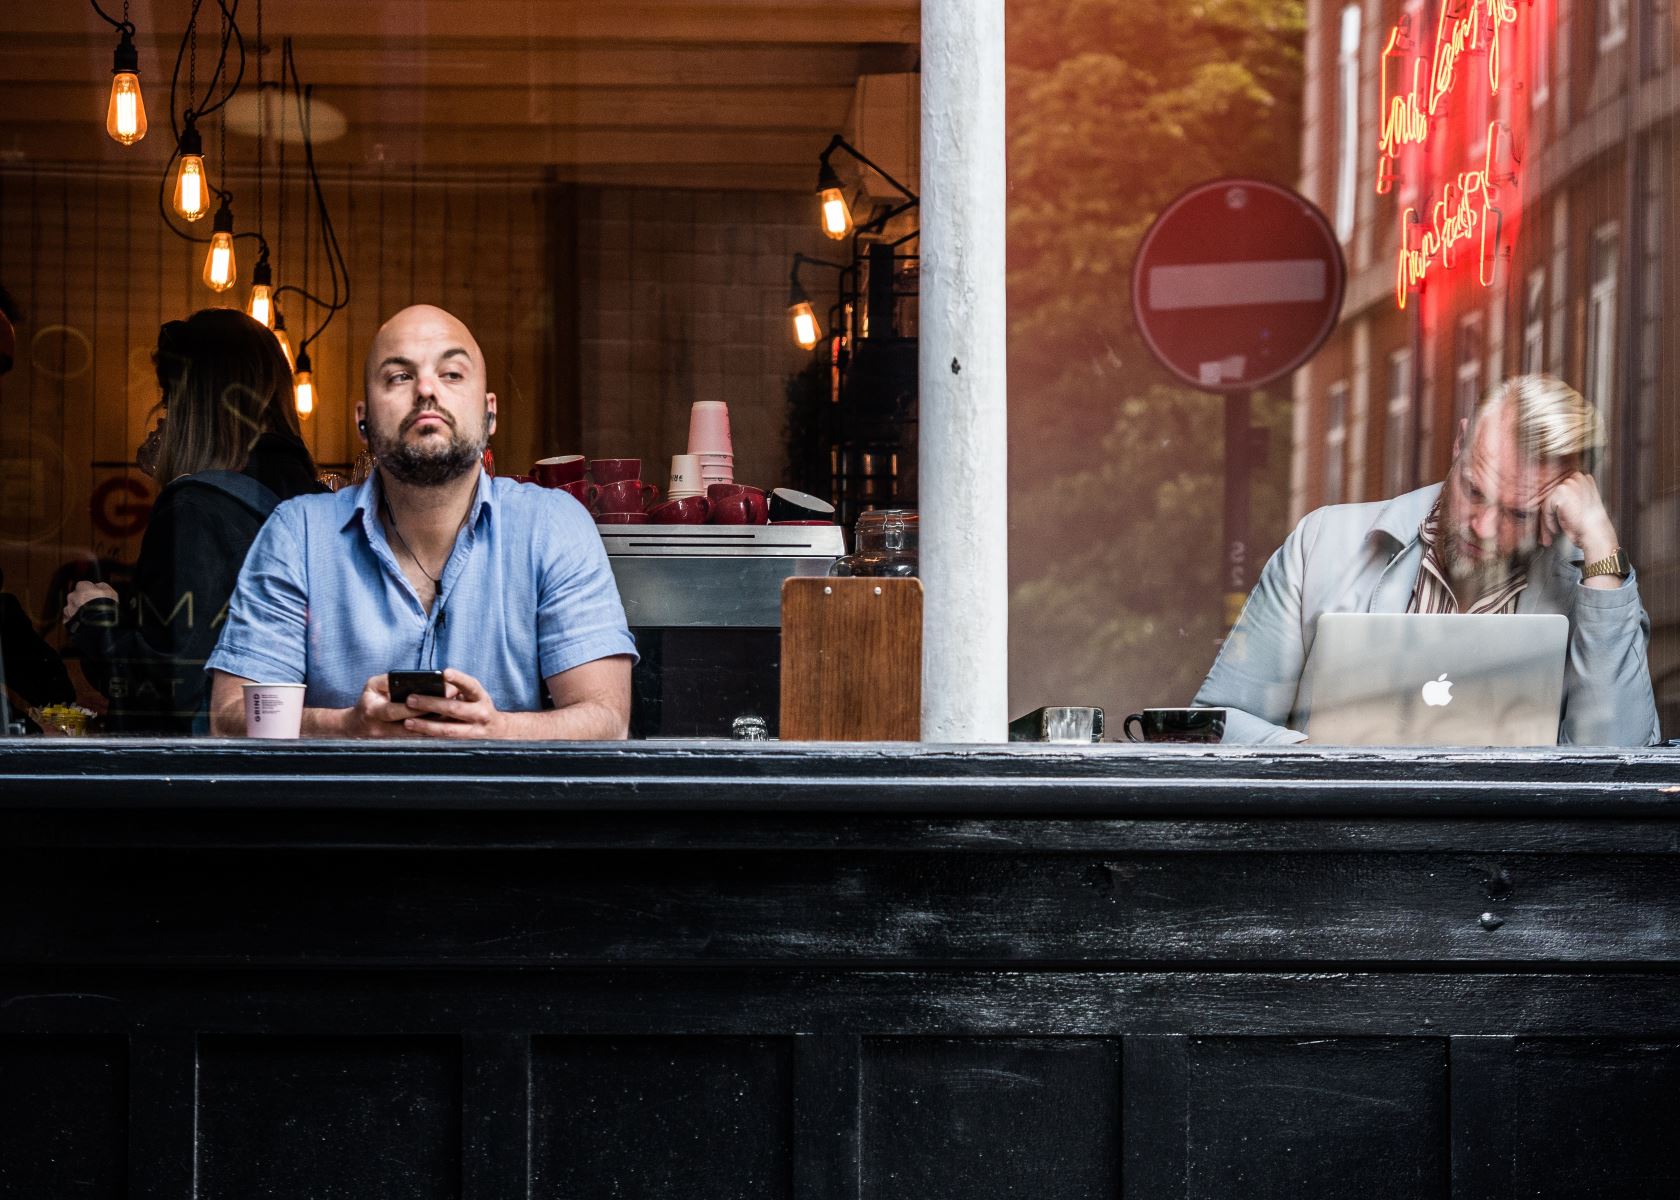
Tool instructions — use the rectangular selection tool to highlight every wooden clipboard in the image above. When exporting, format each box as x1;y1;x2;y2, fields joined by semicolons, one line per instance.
779;577;922;741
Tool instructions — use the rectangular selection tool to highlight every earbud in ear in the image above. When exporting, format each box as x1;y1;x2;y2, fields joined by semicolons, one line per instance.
357;419;368;436
487;413;496;430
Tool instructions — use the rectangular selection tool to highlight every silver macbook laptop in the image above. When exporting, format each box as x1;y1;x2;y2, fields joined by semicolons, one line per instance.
1297;613;1569;746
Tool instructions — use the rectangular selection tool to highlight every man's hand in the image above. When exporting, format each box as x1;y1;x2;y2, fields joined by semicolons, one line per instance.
63;581;118;622
344;672;427;737
1541;471;1621;584
401;668;502;738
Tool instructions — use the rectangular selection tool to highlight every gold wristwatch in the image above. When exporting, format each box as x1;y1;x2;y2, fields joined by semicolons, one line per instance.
1581;547;1632;581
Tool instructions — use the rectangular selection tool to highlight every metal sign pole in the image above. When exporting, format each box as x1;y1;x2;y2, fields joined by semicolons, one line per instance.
1223;390;1251;637
1128;179;1344;645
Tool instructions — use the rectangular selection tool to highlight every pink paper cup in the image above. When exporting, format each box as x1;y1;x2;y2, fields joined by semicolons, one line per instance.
243;683;305;739
686;401;733;456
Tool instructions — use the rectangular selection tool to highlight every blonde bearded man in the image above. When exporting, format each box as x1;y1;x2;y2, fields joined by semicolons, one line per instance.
1195;375;1659;746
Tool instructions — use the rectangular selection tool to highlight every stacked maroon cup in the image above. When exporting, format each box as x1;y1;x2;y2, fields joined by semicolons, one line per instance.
590;458;659;524
528;454;661;523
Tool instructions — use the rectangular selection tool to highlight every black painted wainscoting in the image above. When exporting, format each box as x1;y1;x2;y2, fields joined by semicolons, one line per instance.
0;741;1678;1198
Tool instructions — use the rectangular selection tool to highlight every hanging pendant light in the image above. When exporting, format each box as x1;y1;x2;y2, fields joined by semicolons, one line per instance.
173;120;210;221
293;350;315;418
105;25;147;145
202;198;238;292
246;257;274;328
273;306;296;372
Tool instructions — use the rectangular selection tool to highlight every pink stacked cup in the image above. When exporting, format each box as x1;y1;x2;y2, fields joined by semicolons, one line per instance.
688;401;733;487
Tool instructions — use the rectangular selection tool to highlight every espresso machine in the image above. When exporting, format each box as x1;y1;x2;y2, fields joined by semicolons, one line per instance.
600;524;845;737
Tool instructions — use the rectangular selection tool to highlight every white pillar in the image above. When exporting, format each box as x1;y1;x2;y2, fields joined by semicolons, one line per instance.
919;0;1009;742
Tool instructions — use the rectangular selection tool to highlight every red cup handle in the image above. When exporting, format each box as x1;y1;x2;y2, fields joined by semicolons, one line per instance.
641;482;661;505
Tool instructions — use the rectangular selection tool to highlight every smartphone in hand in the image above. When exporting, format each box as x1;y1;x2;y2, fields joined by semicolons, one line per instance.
387;670;448;705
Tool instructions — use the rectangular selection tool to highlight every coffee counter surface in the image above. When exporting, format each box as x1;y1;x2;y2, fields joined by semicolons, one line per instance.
1;738;1676;812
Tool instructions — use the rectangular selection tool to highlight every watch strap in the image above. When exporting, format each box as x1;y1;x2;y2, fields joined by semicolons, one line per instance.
1581;548;1631;580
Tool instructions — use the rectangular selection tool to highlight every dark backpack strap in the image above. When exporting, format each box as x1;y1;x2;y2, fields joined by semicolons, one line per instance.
175;469;283;519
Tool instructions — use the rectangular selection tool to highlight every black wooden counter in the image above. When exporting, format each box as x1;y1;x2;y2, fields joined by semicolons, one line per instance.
1;741;1678;1199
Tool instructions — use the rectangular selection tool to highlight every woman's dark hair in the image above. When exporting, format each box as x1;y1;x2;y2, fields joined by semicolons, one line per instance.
151;308;306;482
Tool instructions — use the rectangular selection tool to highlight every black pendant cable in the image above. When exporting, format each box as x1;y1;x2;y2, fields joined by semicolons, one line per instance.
91;0;148;146
155;0;269;289
273;33;349;401
245;0;274;328
273;29;293;369
273;38;351;415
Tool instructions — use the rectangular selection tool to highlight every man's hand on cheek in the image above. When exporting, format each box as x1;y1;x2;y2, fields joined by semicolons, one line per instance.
402;668;503;738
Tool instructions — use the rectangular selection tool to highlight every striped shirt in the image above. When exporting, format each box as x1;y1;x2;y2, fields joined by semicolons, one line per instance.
1407;499;1529;614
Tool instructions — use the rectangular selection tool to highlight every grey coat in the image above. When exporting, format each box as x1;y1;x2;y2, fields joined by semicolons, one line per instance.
1193;483;1661;746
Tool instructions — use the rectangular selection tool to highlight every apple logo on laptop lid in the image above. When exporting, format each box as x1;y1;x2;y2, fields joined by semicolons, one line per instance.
1421;673;1454;707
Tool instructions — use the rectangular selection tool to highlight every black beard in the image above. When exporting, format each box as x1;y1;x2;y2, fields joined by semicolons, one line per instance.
371;418;486;487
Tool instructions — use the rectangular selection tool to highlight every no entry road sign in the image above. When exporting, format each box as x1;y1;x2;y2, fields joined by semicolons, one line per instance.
1131;179;1346;393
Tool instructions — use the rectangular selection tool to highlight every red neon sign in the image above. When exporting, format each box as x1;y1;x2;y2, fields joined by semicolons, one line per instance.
1395;122;1515;307
1377;0;1530;309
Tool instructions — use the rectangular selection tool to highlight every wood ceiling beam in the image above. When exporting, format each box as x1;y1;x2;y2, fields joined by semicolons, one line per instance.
5;83;860;131
0;1;921;46
0;40;912;88
0;125;833;169
0;161;815;191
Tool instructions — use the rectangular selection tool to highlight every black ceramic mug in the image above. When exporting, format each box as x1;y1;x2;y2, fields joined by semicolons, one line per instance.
1122;707;1227;744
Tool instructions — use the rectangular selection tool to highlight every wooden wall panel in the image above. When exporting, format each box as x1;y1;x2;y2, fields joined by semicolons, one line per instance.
860;1037;1120;1200
1507;1039;1680;1198
1182;1038;1448;1200
532;1036;793;1197
0;1035;127;1198
196;1036;462;1200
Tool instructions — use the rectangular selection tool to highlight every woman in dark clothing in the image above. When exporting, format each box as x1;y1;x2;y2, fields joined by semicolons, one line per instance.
65;309;324;734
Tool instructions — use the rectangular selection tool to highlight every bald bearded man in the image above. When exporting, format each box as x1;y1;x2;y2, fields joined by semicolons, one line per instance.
207;304;636;738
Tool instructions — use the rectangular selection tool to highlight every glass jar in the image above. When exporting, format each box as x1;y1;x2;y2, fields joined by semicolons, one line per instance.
829;509;918;577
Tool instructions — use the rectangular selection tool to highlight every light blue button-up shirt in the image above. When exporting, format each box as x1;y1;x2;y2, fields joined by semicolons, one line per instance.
206;472;637;712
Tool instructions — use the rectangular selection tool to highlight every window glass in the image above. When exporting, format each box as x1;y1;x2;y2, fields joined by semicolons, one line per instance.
1007;0;1678;746
1;1;1675;747
0;3;918;741
1384;349;1414;498
1522;271;1546;375
1334;4;1361;242
1601;0;1631;49
1454;313;1484;428
1324;383;1349;507
1585;225;1620;478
